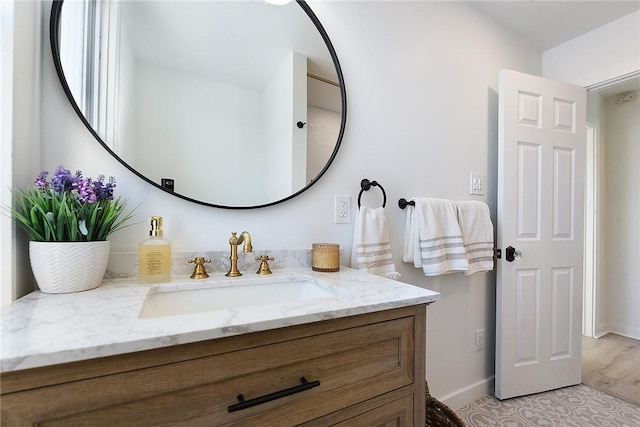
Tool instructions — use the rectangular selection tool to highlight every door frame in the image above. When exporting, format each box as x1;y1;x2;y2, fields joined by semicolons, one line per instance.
583;122;597;338
583;70;640;338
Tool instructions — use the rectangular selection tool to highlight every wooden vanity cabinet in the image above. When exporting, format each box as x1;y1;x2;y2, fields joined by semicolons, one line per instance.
1;305;427;426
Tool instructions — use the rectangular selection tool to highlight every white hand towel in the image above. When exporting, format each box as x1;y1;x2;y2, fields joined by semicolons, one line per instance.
403;198;469;276
351;206;401;280
456;201;494;275
402;204;418;265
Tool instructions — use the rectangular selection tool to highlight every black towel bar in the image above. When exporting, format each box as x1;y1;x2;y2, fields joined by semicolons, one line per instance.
358;179;386;208
398;198;415;209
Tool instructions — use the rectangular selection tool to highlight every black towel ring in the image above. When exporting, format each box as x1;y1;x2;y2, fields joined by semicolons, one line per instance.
358;179;386;208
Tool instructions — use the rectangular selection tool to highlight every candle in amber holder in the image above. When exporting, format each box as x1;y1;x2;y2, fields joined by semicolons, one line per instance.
312;243;340;272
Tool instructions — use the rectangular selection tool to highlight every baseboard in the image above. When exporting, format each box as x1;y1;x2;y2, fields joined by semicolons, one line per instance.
607;323;640;341
595;321;614;338
595;322;640;340
437;376;495;410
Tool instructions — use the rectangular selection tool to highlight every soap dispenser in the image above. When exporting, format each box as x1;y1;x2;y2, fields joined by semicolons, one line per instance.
138;216;171;284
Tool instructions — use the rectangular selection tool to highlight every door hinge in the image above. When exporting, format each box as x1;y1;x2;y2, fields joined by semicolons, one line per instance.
495;248;502;259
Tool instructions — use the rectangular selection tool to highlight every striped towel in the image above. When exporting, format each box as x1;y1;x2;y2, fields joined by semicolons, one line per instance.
351;206;401;280
456;201;494;275
403;198;469;276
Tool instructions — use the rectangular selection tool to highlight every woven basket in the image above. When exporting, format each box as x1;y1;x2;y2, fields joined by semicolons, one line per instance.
425;381;466;427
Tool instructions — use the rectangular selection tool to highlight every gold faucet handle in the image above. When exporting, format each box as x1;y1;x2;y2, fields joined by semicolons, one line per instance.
255;256;274;275
188;257;212;279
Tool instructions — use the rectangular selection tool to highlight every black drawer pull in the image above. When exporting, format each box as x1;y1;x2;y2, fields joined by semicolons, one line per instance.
227;377;320;413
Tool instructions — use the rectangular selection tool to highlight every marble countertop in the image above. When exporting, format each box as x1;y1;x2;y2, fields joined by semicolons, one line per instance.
0;268;439;373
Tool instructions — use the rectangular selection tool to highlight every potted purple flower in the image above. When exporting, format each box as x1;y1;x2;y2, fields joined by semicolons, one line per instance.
8;165;136;293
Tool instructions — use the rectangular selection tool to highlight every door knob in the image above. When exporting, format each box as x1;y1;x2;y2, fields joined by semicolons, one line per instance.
505;246;521;262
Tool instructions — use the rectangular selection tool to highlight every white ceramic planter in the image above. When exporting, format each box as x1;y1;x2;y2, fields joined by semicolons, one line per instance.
29;241;110;294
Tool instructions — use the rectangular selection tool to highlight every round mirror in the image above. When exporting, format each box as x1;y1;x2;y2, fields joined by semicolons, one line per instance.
50;0;346;209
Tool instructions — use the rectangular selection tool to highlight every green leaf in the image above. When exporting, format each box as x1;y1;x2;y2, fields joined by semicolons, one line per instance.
79;219;88;236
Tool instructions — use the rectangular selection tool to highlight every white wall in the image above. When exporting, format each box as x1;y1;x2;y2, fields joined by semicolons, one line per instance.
18;0;543;406
3;1;42;304
318;3;540;405
1;0;15;307
602;91;640;339
543;11;640;87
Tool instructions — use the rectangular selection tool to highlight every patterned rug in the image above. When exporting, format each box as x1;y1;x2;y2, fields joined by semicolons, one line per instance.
455;384;640;426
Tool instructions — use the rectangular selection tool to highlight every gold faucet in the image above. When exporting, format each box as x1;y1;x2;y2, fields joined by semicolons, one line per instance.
226;231;253;277
255;255;274;275
188;257;211;279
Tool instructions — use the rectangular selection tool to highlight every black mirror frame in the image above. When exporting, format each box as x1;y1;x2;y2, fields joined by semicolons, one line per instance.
49;0;347;210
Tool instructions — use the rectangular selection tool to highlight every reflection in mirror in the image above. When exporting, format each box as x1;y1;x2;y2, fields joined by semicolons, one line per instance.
52;0;346;208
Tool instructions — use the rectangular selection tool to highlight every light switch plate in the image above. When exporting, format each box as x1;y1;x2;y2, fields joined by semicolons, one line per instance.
470;173;485;195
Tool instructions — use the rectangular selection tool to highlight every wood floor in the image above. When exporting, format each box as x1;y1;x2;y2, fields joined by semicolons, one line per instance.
582;333;640;406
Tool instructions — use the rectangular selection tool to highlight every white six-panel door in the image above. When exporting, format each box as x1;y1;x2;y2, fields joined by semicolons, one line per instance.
496;69;586;400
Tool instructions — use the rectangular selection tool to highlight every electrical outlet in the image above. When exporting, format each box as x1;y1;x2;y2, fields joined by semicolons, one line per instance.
470;173;485;195
334;195;351;224
475;329;485;351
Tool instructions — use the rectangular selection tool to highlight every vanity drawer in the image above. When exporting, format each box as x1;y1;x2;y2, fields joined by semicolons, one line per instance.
301;391;415;426
2;316;416;426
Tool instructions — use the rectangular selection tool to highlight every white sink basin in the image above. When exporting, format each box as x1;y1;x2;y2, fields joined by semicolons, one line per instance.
139;275;347;319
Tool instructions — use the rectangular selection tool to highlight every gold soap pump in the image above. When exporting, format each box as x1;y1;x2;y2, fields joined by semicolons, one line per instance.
138;216;171;284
